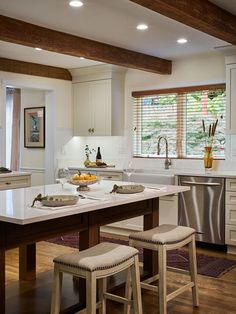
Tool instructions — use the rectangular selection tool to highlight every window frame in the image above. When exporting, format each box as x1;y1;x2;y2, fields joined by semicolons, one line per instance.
132;83;226;160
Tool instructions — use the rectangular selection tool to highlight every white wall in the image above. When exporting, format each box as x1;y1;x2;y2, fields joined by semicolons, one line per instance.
1;52;234;181
20;89;46;185
0;71;73;185
58;52;234;171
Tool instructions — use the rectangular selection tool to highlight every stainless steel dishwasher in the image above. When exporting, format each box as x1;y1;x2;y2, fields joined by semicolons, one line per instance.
178;175;225;245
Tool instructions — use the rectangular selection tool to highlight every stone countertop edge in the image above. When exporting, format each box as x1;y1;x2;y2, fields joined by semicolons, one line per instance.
0;171;32;177
69;167;124;173
69;167;236;178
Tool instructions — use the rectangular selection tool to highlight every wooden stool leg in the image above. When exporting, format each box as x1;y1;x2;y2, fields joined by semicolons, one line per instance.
189;235;199;307
124;268;132;314
86;272;97;314
98;278;107;314
158;245;167;314
130;255;143;314
50;266;63;314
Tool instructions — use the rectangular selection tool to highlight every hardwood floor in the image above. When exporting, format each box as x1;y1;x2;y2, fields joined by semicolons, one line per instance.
5;235;236;314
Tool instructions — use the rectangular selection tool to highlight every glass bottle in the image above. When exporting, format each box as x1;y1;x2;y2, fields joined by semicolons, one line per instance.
96;147;102;162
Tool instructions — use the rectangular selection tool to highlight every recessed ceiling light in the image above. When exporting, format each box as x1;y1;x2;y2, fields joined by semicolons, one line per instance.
69;0;84;7
136;24;148;31
35;47;42;51
177;38;188;44
79;57;85;60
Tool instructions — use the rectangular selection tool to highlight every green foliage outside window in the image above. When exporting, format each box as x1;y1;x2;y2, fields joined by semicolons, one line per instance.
133;87;226;158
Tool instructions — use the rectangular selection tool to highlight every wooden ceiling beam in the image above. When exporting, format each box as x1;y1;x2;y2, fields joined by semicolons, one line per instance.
0;57;72;80
0;15;171;75
130;0;236;45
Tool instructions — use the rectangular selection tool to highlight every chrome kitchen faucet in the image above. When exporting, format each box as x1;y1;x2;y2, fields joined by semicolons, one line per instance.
157;136;172;169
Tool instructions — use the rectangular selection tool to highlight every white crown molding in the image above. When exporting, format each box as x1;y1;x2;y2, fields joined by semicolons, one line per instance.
70;64;127;83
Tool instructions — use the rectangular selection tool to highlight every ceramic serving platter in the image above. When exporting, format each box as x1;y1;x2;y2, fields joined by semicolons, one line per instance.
115;184;145;194
41;195;79;207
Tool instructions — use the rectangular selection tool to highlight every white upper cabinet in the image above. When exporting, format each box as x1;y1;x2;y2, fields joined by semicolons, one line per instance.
72;65;126;136
226;55;236;134
73;79;111;136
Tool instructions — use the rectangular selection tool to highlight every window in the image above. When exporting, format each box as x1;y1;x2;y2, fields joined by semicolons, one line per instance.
132;84;226;159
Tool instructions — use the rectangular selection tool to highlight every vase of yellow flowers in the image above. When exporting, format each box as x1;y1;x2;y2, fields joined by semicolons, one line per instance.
202;119;218;170
204;146;213;169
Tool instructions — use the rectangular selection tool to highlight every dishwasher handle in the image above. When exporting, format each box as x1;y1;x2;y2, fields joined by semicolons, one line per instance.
181;181;221;187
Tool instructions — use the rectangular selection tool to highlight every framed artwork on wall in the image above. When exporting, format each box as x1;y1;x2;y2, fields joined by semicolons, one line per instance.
24;106;45;148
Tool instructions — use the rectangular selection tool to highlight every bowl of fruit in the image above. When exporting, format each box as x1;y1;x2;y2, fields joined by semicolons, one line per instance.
69;172;98;191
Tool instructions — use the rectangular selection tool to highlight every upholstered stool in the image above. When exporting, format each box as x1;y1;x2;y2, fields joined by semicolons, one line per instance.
50;242;143;314
129;224;199;314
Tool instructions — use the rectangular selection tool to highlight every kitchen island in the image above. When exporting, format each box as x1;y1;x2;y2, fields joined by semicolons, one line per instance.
0;181;188;313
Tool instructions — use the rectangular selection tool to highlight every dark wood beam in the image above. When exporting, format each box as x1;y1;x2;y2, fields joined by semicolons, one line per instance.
130;0;236;45
0;57;72;80
0;15;171;75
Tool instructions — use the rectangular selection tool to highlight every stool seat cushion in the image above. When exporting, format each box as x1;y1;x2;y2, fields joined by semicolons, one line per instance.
129;224;195;245
53;242;138;272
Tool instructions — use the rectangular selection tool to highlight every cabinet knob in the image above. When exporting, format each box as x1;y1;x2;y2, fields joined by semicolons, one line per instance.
91;128;94;133
5;182;11;185
88;128;91;133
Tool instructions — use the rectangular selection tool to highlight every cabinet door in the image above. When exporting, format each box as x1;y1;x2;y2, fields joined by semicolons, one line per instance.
98;171;123;181
73;80;112;136
0;175;31;190
91;80;111;136
73;82;93;136
226;63;236;134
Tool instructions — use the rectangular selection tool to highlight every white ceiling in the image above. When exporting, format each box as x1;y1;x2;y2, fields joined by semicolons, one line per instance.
0;0;235;70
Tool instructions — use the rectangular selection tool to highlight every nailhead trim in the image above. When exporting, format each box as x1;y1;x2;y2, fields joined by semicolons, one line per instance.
54;252;138;272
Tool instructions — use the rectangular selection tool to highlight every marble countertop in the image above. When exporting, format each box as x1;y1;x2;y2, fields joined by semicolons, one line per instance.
172;170;236;178
69;167;124;173
0;171;31;177
0;181;188;225
69;166;236;178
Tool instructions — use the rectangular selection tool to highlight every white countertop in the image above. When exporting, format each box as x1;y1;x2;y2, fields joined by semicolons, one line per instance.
0;171;31;177
69;166;236;178
69;167;123;173
173;170;236;178
0;181;188;225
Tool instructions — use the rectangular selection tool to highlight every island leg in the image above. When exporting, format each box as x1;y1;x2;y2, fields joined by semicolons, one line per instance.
19;243;36;280
143;198;159;275
0;248;5;314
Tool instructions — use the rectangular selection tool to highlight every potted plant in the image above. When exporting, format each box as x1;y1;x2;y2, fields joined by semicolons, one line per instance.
84;145;95;167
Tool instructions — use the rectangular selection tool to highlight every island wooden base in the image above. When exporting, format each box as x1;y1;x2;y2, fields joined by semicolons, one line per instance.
1;198;159;313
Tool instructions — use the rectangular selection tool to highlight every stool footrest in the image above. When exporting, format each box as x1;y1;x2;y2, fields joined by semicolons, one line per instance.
142;274;159;284
104;292;132;305
167;282;194;302
167;266;190;275
77;301;102;314
141;282;158;293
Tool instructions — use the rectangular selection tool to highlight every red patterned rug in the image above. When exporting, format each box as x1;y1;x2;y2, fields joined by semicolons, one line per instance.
47;233;236;278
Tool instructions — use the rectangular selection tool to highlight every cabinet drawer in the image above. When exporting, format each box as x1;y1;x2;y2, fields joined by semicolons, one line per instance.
99;172;123;181
226;191;236;205
225;225;236;245
0;175;31;190
226;178;236;191
226;204;236;225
